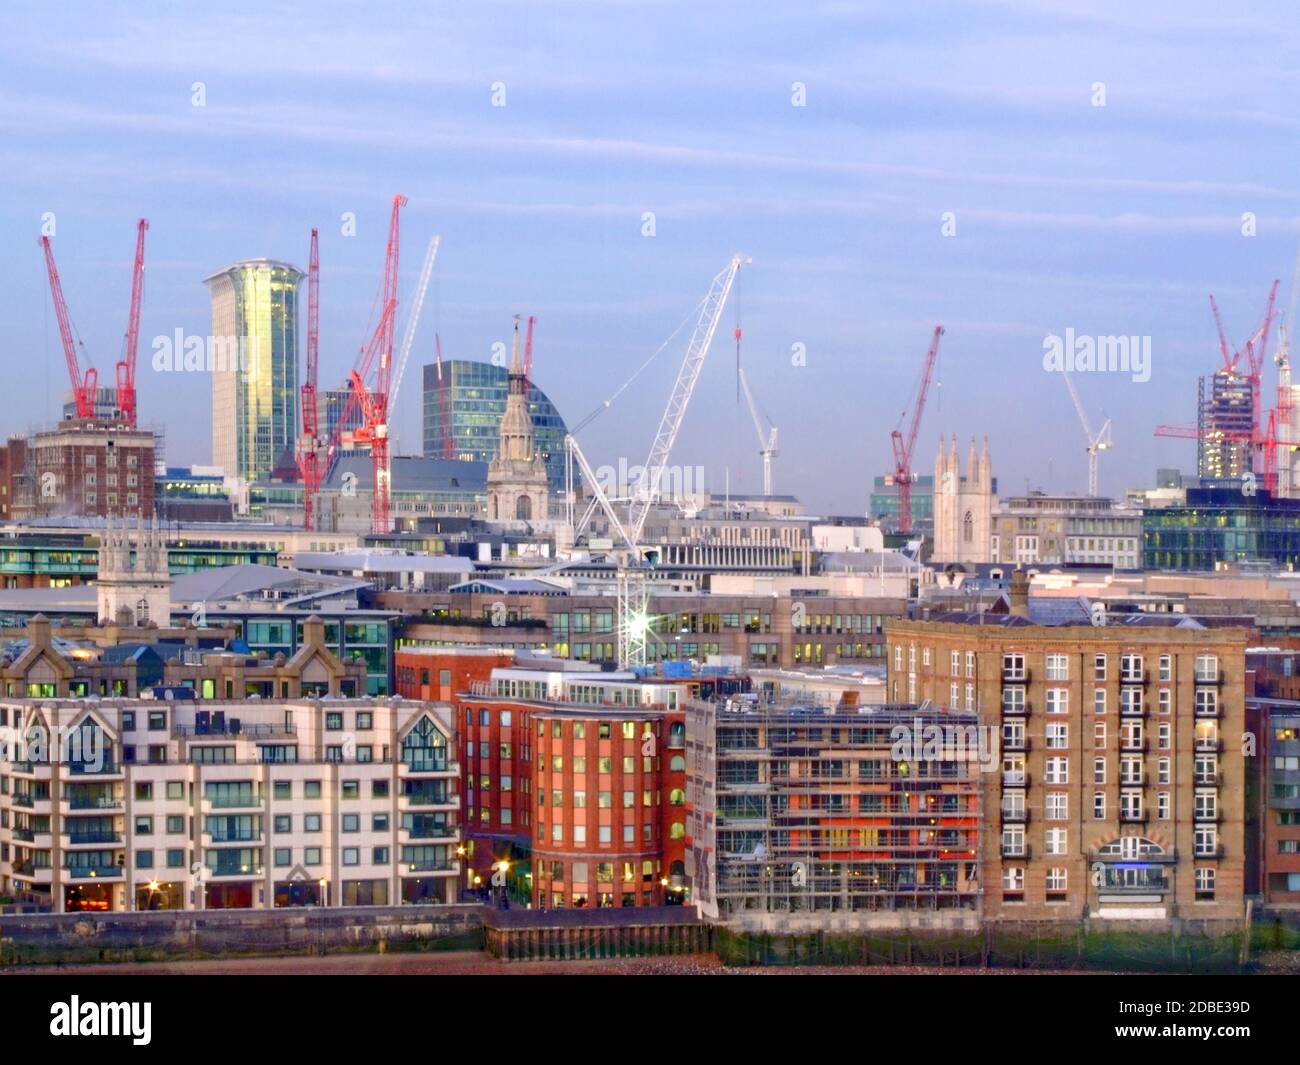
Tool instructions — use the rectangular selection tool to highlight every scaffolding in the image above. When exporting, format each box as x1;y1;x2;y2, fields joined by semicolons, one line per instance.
687;694;984;926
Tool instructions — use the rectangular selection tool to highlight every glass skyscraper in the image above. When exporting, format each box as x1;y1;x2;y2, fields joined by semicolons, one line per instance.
205;259;303;484
422;359;569;489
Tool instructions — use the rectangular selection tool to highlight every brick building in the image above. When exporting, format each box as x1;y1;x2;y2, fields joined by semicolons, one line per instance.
886;573;1249;924
0;420;156;520
394;646;692;908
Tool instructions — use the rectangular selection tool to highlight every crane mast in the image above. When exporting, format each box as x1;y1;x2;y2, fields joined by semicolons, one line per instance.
40;236;98;418
889;325;943;534
737;367;779;496
116;218;148;426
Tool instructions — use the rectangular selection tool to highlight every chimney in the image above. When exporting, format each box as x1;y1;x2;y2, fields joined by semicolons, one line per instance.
1009;568;1030;618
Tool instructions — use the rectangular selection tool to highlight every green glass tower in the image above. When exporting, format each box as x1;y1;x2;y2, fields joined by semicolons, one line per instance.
205;259;303;484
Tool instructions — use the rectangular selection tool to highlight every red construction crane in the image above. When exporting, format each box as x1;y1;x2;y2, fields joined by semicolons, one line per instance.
326;194;406;534
39;235;98;418
434;333;454;459
115;219;148;426
889;324;944;534
297;228;322;530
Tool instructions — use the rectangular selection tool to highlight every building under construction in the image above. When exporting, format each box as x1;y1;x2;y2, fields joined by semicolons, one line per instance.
685;693;983;931
1197;369;1253;482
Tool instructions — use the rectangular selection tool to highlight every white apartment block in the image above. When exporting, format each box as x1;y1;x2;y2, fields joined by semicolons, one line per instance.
0;696;459;913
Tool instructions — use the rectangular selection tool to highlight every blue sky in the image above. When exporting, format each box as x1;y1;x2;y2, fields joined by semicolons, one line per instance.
2;0;1298;513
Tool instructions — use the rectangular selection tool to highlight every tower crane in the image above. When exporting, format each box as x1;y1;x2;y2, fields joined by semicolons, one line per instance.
324;194;406;534
889;325;943;534
1062;370;1112;497
434;333;454;458
389;234;441;417
564;254;747;667
737;367;779;496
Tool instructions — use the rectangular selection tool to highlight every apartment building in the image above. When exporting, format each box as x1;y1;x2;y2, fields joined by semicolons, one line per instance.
686;695;983;930
1;694;459;913
886;574;1249;924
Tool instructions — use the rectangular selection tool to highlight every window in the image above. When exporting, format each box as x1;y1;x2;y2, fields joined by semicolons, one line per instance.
1046;868;1067;893
1045;757;1068;784
1093;689;1106;715
1195;867;1215;901
275;815;291;833
1045;689;1068;715
1093;792;1105;819
343;848;359;866
305;814;322;832
305;781;322;799
1002;653;1026;681
1002;867;1025;892
166;815;184;834
1159;757;1172;785
1093;757;1106;784
1194;655;1218;683
1046;793;1067;820
136;850;153;869
1094;654;1107;681
326;712;343;731
1194;826;1218;857
1158;792;1170;820
1046;723;1068;749
1120;654;1143;682
1159;655;1172;682
1045;654;1068;681
274;781;292;800
342;814;360;833
274;848;291;867
1045;828;1067;855
305;847;322;865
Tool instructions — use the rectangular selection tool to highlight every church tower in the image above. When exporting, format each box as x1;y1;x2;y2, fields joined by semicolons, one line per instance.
97;515;172;626
932;433;994;564
486;317;550;523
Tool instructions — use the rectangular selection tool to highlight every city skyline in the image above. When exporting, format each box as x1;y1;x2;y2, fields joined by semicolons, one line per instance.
3;1;1299;515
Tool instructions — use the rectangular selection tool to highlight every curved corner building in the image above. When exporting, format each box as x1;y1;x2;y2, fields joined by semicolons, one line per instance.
422;360;569;490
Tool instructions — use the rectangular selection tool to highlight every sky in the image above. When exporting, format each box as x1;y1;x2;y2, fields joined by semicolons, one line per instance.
2;0;1298;514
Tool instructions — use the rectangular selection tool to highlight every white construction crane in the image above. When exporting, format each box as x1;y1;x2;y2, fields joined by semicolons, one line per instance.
737;367;779;496
1063;369;1112;497
564;254;748;667
389;234;441;415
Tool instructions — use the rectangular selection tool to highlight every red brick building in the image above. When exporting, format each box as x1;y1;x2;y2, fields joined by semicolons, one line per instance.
394;646;692;907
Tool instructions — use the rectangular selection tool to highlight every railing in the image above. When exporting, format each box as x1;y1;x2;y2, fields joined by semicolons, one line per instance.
1002;772;1029;787
402;756;450;773
206;831;262;843
1002;736;1030;752
177;723;297;738
1000;807;1030;823
205;793;261;809
402;860;455;873
209;864;264;878
68;796;122;810
66;832;122;845
65;866;123;879
1098;879;1169;894
12;795;37;808
67;761;120;776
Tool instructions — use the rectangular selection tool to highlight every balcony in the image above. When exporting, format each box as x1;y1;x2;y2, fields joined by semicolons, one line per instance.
13;828;53;848
63;831;123;848
1002;772;1030;788
398;756;453;778
201;794;263;814
1195;671;1223;687
1002;736;1031;753
1001;668;1029;684
12;862;53;884
1195;740;1224;753
1097;878;1170;895
65;760;124;778
1194;704;1223;719
399;790;457;811
63;796;124;815
1001;843;1031;859
1119;704;1148;718
203;831;263;847
1119;742;1149;754
401;859;457;874
1194;773;1222;787
399;824;457;843
1119;812;1149;824
207;863;265;880
65;866;124;881
1119;776;1145;788
1193;810;1222;823
1120;669;1148;686
1194;846;1225;860
1000;806;1030;823
1000;702;1030;717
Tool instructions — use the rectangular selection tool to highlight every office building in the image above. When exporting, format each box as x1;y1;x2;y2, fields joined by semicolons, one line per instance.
422;359;570;490
205;259;303;485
